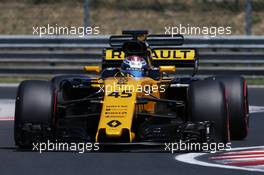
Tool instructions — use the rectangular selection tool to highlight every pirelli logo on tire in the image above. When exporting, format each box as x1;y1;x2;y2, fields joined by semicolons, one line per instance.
104;48;196;61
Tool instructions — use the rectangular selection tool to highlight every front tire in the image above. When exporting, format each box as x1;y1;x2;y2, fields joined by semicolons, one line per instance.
212;76;249;140
14;80;54;148
188;80;229;143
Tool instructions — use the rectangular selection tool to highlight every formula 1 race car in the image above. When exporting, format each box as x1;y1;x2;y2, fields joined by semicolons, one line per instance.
14;30;249;148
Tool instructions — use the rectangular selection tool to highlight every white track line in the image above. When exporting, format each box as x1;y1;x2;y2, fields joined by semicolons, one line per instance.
222;149;264;155
222;157;264;162
0;83;19;87
175;153;264;172
175;146;264;172
210;154;264;159
0;99;15;119
248;85;264;88
0;117;14;121
249;106;264;114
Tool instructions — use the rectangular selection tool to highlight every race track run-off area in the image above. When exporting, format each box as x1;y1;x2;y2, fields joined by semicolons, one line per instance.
0;85;264;175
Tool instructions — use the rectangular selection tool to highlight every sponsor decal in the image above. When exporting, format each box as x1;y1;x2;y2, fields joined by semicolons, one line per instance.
105;49;196;61
107;120;122;127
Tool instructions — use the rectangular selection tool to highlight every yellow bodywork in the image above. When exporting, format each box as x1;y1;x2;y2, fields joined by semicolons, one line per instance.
95;77;160;142
84;47;197;142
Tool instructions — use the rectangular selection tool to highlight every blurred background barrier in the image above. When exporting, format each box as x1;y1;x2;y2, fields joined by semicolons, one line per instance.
2;0;264;35
0;35;263;77
0;0;263;82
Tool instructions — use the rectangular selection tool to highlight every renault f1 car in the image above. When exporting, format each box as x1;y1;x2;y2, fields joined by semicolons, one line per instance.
14;30;249;148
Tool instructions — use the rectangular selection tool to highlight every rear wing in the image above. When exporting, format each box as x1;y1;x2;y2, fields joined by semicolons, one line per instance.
102;48;198;68
102;31;198;71
110;34;184;48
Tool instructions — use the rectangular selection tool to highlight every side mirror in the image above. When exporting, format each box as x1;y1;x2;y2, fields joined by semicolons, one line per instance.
159;66;176;73
84;66;101;73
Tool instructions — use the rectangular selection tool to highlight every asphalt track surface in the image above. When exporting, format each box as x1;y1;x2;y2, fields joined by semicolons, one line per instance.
0;86;264;175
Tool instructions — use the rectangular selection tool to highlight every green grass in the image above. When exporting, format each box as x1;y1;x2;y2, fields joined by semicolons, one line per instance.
245;78;264;85
1;1;264;35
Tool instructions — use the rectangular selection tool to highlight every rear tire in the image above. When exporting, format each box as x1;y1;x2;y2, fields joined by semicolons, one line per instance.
212;76;249;140
14;80;54;148
188;80;229;143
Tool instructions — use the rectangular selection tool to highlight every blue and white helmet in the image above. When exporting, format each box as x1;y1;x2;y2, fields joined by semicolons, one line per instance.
122;55;148;77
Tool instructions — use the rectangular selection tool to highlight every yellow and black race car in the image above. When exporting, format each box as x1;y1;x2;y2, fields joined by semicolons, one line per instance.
14;30;249;148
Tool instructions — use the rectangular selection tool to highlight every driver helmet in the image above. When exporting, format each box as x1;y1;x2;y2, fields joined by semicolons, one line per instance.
121;55;148;77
